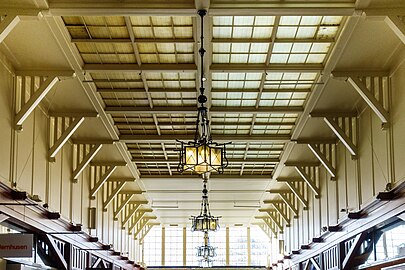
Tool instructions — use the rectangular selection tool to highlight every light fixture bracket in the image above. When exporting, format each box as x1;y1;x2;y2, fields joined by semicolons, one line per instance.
176;9;231;175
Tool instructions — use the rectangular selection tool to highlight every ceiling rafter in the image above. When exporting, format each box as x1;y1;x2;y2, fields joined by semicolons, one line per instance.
132;157;279;164
120;134;290;143
105;106;303;114
71;37;335;44
83;63;323;73
46;3;356;16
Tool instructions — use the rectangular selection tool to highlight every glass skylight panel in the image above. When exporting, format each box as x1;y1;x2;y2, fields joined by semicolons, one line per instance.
234;16;255;25
306;54;326;63
276;27;298;39
292;43;311;53
252;27;273;38
245;73;263;80
241;100;256;106
292;92;308;99
270;54;288;64
250;43;269;53
213;27;232;38
296;27;317;38
228;81;245;88
288;54;307;63
213;16;233;25
317;26;339;39
230;54;249;63
322;16;343;25
231;43;250;52
288;99;305;106
249;54;267;63
233;27;253;38
213;54;229;63
300;16;322;25
213;43;231;52
311;43;331;53
133;27;154;38
159;54;176;63
255;16;275;25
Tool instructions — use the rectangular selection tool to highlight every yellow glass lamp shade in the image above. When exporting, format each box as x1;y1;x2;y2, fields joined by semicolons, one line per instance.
191;216;219;232
185;146;197;166
183;144;223;174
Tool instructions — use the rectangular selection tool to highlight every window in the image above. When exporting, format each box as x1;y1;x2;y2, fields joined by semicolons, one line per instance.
210;227;226;266
229;227;248;265
364;220;405;265
143;226;162;266
251;226;271;266
165;227;183;266
186;230;204;266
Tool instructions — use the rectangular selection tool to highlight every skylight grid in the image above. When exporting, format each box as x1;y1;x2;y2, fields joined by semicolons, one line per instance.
212;72;262;89
90;73;144;88
263;72;319;90
137;43;194;64
245;152;282;159
277;16;342;39
130;16;193;39
212;16;274;64
144;73;196;89
213;42;269;64
63;16;129;39
270;42;331;64
103;98;150;107
213;16;275;39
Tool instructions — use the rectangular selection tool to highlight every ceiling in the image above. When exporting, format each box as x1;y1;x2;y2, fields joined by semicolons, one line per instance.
1;0;404;227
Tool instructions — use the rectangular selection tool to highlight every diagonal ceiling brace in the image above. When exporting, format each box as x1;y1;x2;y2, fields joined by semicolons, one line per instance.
49;117;84;161
128;210;151;234
277;178;309;209
263;218;278;237
287;165;321;198
122;203;142;228
134;217;157;239
90;165;119;198
139;223;159;242
324;116;358;157
0;15;19;43
113;193;134;220
103;181;127;211
72;143;102;181
266;200;291;226
258;210;284;231
267;211;284;232
15;76;59;131
0;11;41;43
269;190;299;217
255;217;278;236
385;15;405;44
347;76;389;125
48;112;98;161
307;143;337;178
295;166;320;198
